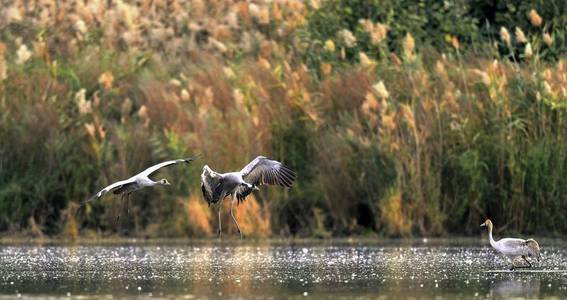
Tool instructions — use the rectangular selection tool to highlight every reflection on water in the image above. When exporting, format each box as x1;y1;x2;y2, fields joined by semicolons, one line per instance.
0;239;565;299
490;278;540;298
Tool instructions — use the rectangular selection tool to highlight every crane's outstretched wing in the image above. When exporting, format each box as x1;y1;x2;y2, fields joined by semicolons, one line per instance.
83;178;136;205
235;156;296;203
138;156;197;178
200;165;226;206
240;156;296;188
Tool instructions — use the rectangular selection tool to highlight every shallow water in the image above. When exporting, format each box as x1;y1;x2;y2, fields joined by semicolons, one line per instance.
0;239;566;299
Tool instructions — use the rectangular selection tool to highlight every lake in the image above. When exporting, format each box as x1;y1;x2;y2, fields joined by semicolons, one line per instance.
0;238;566;299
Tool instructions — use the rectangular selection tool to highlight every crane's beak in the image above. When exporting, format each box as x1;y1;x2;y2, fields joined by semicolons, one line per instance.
480;223;486;227
253;186;260;191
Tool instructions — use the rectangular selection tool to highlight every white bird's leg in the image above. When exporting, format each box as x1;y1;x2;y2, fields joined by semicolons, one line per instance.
230;194;242;239
509;257;516;271
521;255;532;268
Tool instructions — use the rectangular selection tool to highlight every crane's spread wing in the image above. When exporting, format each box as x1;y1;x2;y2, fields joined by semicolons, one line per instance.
83;178;136;204
240;156;297;188
200;165;226;206
138;157;196;178
234;156;296;203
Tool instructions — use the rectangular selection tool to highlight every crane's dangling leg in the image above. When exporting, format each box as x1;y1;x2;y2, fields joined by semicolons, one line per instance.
116;194;125;223
230;194;243;239
126;193;131;216
217;206;222;237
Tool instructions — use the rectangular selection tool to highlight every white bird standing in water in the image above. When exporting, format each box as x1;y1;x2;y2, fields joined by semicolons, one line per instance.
200;156;297;239
481;219;541;270
82;157;197;218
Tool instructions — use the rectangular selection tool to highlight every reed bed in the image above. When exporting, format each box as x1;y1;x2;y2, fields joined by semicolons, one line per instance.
0;0;566;237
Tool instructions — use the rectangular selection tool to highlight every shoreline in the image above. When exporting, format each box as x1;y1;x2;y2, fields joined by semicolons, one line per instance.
0;236;565;247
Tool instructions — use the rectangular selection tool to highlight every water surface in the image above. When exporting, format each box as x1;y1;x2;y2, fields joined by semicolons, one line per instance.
0;239;566;299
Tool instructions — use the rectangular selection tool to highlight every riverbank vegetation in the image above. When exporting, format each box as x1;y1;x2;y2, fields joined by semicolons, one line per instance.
0;0;566;238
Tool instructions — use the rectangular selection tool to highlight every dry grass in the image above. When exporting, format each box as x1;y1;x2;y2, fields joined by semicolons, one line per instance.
0;1;566;237
178;195;213;237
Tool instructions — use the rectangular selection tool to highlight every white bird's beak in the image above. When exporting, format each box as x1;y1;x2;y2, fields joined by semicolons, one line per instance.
480;223;486;227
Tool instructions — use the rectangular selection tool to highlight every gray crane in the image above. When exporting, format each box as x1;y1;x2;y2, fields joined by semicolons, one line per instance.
200;156;296;238
82;157;196;219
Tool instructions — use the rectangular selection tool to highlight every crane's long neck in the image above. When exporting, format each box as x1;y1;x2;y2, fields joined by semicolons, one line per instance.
143;178;160;187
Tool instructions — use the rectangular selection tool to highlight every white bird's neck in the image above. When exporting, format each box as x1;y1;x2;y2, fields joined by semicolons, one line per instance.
488;225;497;247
